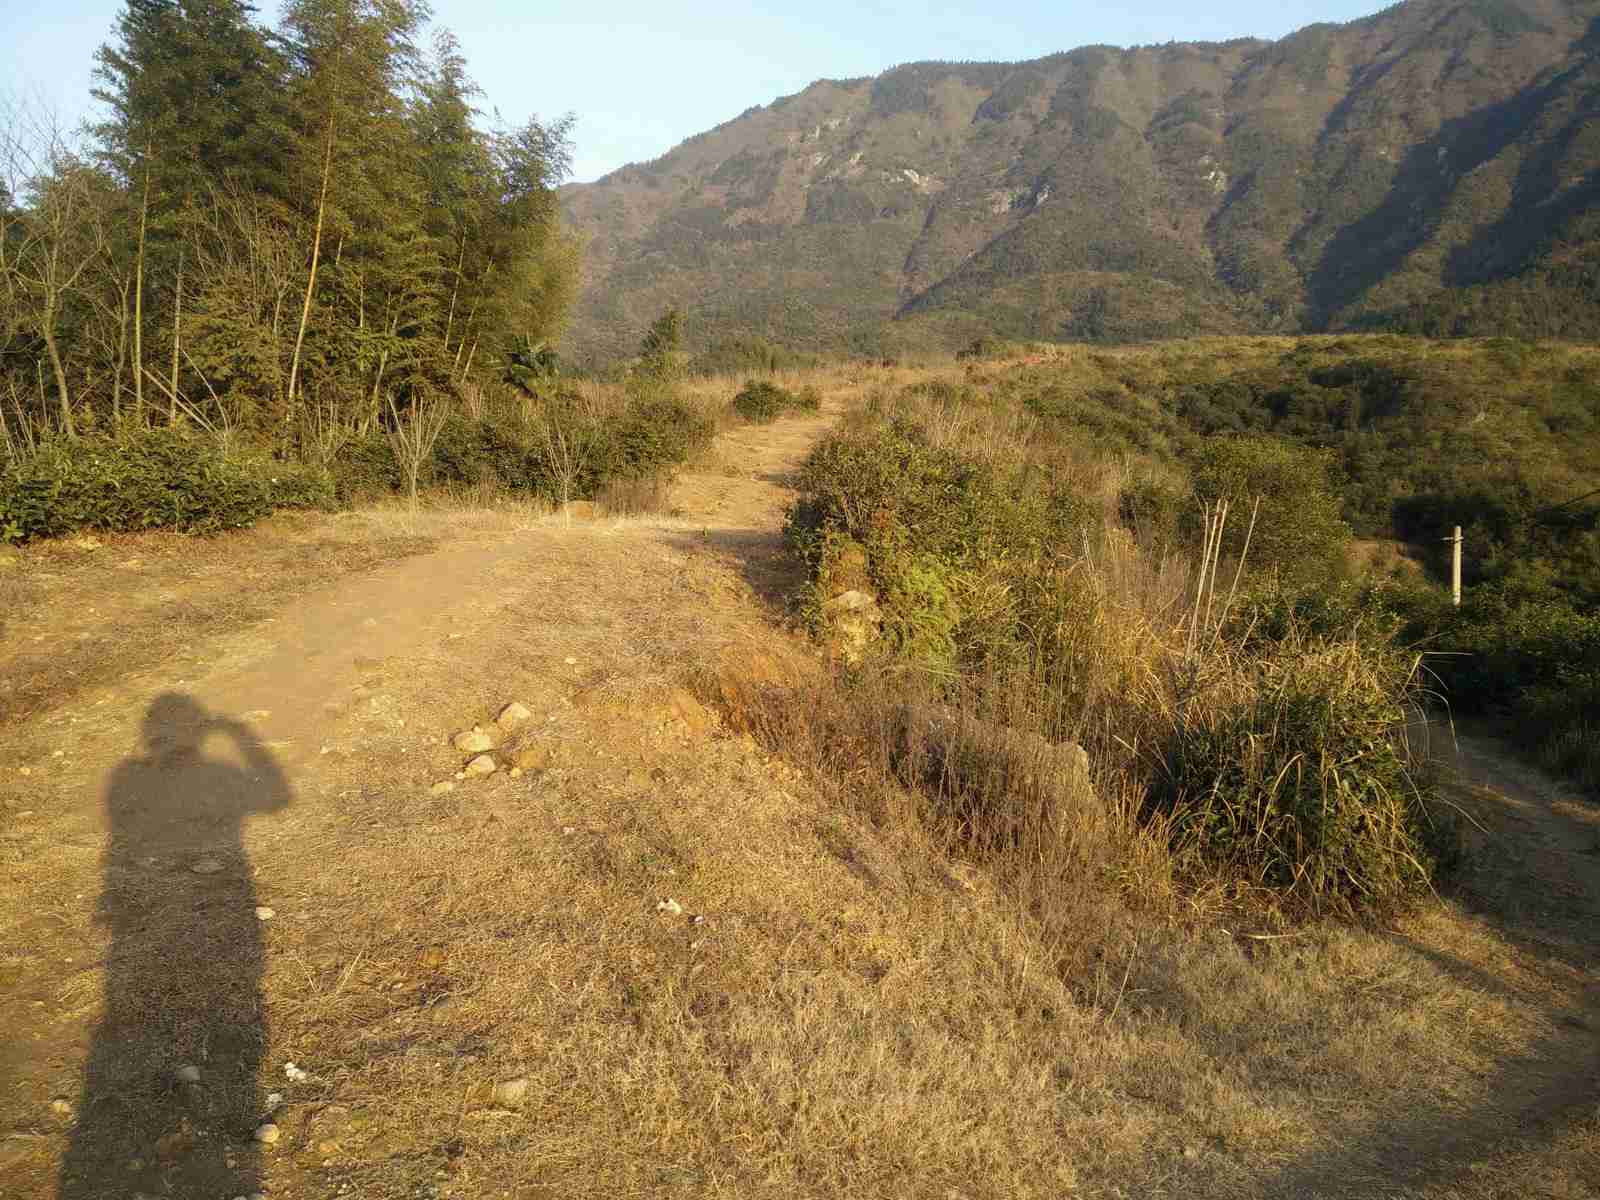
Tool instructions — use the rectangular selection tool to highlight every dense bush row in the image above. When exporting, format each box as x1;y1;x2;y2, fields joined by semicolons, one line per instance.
0;428;334;542
1;388;717;544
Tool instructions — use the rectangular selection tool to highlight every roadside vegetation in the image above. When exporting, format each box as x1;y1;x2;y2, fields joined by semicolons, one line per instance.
948;334;1600;796
719;335;1597;947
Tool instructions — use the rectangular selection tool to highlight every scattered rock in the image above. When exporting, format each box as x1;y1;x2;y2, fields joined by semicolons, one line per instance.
174;1065;201;1084
283;1062;310;1083
894;703;1100;853
464;754;497;778
429;781;456;797
492;1076;530;1107
495;701;533;730
666;687;715;737
190;857;225;875
821;589;884;664
255;907;275;921
509;743;552;771
452;727;497;754
253;1123;280;1145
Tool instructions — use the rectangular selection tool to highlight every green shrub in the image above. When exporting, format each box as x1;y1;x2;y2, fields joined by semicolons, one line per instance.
606;395;716;478
1420;585;1600;796
430;417;543;491
690;335;813;377
0;429;333;543
330;433;402;503
955;334;1025;360
733;380;801;423
1186;436;1351;589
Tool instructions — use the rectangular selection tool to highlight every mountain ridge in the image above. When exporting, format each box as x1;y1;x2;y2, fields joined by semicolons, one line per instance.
560;0;1600;363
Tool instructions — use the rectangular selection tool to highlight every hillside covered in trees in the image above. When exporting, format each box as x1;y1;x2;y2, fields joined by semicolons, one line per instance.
1;0;575;447
561;0;1600;363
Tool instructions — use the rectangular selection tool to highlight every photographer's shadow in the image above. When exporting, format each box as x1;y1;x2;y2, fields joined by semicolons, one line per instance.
61;694;290;1199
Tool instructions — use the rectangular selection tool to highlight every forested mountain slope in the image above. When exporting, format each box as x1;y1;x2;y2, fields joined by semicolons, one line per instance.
560;0;1600;362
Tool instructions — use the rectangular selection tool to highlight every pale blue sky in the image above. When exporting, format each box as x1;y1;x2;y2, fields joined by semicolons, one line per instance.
4;1;1389;182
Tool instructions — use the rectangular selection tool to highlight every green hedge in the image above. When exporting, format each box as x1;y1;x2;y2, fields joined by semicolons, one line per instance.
2;390;717;545
1;429;333;543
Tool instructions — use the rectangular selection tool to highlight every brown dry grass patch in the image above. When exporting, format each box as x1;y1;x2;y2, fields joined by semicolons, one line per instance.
1;359;1597;1199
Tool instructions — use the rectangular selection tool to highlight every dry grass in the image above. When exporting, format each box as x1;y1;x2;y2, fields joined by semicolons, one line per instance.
1;357;1597;1199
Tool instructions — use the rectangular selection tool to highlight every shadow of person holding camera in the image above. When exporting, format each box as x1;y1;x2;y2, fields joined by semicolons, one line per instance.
60;693;291;1199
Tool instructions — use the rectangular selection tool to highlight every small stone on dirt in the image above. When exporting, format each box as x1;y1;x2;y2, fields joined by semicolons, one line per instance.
564;656;578;665
492;1076;530;1106
191;857;224;875
430;781;456;796
495;701;533;729
452;727;497;754
464;754;497;777
175;1065;201;1084
510;744;552;771
253;1123;280;1145
255;907;275;921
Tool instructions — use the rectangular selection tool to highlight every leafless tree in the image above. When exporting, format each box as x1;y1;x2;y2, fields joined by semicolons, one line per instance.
385;388;451;509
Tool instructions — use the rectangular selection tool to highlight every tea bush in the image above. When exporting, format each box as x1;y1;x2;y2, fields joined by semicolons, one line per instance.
1;428;333;543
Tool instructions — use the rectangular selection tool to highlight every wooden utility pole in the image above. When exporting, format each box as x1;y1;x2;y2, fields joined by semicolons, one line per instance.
1448;525;1462;606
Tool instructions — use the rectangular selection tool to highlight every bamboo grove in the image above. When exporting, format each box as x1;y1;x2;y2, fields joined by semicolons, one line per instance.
0;0;577;452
